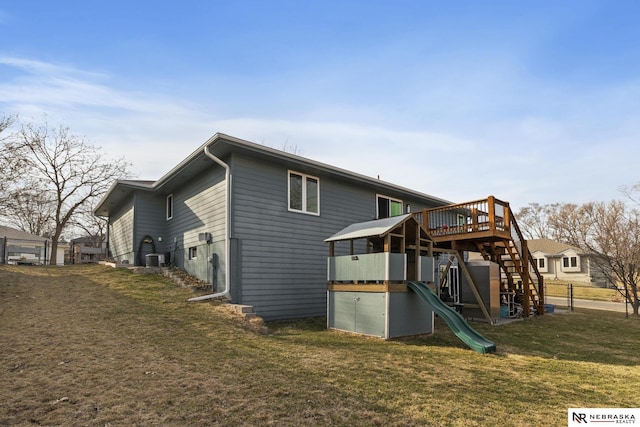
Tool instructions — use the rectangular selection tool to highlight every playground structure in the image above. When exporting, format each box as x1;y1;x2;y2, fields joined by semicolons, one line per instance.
325;196;544;354
326;214;436;339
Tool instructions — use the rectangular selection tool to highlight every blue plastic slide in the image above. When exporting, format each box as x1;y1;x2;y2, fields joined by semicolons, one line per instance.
407;281;496;354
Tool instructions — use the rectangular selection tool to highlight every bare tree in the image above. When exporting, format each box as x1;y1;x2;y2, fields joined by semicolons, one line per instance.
0;114;15;135
515;202;562;240
72;207;108;242
549;201;640;316
0;119;131;264
620;181;640;208
5;185;57;236
0;114;18;215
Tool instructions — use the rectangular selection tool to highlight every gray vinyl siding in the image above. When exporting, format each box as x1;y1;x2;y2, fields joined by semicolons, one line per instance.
132;192;165;265
102;142;446;321
230;153;439;320
164;166;227;285
108;198;135;263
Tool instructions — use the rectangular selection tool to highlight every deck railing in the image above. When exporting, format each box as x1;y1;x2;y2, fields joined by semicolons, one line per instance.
418;196;511;238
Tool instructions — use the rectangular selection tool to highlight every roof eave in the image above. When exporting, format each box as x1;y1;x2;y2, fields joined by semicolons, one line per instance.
94;132;453;216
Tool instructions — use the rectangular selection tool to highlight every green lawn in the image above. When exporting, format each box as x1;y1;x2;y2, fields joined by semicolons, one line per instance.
1;265;639;426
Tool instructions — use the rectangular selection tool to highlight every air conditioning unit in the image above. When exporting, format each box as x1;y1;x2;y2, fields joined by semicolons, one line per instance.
145;253;165;267
198;232;212;243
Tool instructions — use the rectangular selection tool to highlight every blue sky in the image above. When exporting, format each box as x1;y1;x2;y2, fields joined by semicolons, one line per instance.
1;1;640;210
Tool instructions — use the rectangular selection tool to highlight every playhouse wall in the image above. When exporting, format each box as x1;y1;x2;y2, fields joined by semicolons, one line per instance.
328;252;406;282
328;290;433;339
387;292;433;337
419;256;435;282
328;291;386;337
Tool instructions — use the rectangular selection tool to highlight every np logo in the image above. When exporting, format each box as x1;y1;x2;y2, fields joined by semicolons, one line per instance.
572;412;588;423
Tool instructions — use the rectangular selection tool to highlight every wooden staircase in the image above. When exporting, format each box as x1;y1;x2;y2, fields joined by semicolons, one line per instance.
475;234;544;317
418;196;544;316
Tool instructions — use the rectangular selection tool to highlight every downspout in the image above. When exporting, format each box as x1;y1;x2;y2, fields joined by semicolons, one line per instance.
188;144;231;301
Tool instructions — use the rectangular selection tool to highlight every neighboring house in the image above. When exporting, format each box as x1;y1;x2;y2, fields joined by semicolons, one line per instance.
0;225;67;266
94;133;452;320
70;236;107;264
528;238;610;287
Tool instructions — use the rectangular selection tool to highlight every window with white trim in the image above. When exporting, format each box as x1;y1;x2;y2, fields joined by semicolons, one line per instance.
166;194;173;220
562;256;579;271
377;195;403;219
288;171;320;215
188;246;197;260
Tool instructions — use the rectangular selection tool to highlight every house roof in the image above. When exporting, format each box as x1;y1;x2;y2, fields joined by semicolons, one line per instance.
528;238;583;256
71;236;104;244
0;225;48;242
325;214;414;242
94;133;453;217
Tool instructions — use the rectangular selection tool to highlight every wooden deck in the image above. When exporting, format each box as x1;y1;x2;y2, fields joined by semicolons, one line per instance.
416;196;513;248
415;196;545;317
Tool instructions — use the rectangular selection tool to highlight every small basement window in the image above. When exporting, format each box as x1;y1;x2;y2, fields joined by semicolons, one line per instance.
188;246;197;260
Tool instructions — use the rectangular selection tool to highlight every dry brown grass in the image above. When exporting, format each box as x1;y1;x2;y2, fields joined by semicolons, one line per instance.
544;280;623;301
1;264;639;426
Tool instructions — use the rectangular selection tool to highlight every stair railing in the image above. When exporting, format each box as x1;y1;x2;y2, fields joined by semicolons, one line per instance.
508;209;545;314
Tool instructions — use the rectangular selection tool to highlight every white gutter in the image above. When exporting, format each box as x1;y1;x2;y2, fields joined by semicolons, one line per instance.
188;144;231;301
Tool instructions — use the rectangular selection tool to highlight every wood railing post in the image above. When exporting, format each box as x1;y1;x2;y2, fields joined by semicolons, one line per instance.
421;208;428;230
488;195;495;231
471;208;478;232
504;202;511;233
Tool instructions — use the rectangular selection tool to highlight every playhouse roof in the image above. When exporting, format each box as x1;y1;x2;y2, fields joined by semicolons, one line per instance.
324;214;414;242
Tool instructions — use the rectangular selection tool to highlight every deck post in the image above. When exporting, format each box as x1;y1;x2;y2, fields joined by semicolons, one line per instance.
455;251;494;324
503;202;511;233
488;195;496;231
420;208;429;230
521;239;531;317
539;275;545;313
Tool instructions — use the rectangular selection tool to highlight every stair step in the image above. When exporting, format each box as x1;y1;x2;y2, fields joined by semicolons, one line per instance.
230;304;254;314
